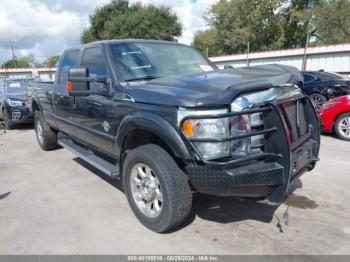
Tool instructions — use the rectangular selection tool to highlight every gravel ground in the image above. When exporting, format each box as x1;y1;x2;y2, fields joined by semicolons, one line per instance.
0;126;349;255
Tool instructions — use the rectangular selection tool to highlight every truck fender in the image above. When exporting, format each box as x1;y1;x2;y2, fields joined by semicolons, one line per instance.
31;98;43;113
116;111;192;160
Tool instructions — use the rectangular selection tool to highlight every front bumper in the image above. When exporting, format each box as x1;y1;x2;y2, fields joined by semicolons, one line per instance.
6;105;33;124
182;96;320;205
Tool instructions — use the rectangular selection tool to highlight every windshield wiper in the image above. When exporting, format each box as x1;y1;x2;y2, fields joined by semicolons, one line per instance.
124;75;161;82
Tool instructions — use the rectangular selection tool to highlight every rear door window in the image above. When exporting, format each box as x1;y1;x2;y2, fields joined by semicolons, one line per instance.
303;73;317;83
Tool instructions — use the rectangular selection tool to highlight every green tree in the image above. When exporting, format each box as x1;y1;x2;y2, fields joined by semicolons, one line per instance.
81;0;182;43
191;29;220;56
38;55;60;68
203;0;285;55
1;55;35;68
314;0;350;44
281;0;324;48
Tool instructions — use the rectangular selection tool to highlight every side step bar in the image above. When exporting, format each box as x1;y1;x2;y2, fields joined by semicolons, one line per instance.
58;138;120;179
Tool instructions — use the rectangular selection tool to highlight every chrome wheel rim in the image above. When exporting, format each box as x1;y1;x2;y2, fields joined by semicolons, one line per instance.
130;163;163;218
311;95;324;110
338;117;350;138
36;120;44;145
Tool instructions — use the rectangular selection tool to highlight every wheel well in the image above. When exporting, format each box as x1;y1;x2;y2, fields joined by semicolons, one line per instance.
121;129;184;168
32;100;40;112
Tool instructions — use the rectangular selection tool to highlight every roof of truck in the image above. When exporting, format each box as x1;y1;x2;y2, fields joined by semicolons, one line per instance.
65;39;187;52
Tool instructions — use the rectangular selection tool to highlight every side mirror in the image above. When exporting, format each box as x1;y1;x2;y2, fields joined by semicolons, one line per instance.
68;67;90;96
224;65;234;69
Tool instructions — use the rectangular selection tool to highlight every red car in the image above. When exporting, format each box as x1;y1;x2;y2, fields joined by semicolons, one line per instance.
319;95;350;140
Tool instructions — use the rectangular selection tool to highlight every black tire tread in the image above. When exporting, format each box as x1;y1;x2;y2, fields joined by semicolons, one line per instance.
35;110;58;150
3;109;14;130
123;144;192;232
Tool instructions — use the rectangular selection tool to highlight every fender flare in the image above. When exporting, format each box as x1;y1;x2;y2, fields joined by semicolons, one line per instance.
31;98;43;112
116;111;192;160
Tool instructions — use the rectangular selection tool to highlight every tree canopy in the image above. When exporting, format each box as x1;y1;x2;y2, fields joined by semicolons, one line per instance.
1;55;35;68
38;55;60;68
81;0;182;43
192;0;350;56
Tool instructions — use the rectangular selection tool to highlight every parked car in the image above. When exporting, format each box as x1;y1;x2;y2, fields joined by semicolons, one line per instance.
30;40;320;232
0;77;36;129
301;70;350;110
319;95;350;140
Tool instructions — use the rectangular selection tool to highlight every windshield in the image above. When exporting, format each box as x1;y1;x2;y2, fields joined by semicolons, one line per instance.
6;81;28;93
110;42;216;81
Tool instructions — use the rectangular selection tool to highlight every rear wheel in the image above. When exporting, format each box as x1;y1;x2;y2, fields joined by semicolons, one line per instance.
123;144;192;233
334;113;350;141
309;93;327;110
3;109;14;130
34;110;58;150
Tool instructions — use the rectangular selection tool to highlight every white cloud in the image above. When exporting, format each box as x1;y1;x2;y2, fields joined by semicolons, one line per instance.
0;0;216;65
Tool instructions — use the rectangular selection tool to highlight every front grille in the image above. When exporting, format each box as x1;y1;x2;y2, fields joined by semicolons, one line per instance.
281;99;308;142
250;112;264;154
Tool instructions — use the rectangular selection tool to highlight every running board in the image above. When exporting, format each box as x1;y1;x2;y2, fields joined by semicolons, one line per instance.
58;138;120;179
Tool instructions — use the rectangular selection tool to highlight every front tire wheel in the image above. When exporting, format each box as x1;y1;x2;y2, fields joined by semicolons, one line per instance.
310;93;327;110
34;110;58;150
3;109;14;130
334;113;350;141
123;144;192;233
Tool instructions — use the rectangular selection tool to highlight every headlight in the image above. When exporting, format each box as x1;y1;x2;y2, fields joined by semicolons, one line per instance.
178;108;230;160
231;85;300;157
7;99;23;107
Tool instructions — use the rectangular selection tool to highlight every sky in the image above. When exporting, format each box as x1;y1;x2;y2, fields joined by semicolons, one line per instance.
0;0;216;65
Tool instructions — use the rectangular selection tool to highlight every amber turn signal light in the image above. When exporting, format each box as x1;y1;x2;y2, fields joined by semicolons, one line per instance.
67;81;73;93
182;120;194;137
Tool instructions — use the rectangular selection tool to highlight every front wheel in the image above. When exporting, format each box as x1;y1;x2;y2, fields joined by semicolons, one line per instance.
3;109;14;130
34;110;58;150
334;113;350;141
309;93;327;110
123;144;192;233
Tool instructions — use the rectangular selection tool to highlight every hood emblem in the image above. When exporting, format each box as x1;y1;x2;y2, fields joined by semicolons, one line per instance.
102;121;110;132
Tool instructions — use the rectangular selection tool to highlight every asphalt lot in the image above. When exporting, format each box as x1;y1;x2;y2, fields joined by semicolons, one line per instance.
0;125;350;255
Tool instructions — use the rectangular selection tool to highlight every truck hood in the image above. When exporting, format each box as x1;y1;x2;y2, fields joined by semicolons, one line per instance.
124;64;303;108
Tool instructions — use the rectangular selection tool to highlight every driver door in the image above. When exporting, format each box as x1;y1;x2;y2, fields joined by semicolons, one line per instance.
71;46;119;157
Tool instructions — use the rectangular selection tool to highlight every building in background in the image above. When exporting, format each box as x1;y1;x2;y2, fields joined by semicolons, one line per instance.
211;42;350;76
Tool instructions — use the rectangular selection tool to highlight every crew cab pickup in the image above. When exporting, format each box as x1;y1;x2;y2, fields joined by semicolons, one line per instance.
30;39;320;232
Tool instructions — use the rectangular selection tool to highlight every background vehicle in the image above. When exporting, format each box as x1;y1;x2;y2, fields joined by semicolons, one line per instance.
0;77;36;129
302;70;350;109
30;40;320;233
320;95;350;140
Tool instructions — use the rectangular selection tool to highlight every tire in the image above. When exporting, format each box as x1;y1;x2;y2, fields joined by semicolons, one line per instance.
334;112;350;141
123;144;192;233
3;109;14;130
309;93;327;110
34;110;58;150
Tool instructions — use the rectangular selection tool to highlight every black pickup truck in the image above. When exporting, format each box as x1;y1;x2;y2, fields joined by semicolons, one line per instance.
30;39;320;232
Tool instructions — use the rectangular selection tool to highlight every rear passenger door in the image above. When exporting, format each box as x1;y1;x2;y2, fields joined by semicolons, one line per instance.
72;47;117;157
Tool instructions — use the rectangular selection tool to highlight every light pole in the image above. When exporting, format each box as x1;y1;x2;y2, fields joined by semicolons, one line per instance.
302;0;314;71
